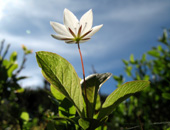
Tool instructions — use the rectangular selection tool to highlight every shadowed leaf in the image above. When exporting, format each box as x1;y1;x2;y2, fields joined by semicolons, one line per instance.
81;73;112;118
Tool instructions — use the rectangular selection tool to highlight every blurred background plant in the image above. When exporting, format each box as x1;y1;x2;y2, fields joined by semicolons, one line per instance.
110;29;170;130
0;28;170;130
0;40;56;129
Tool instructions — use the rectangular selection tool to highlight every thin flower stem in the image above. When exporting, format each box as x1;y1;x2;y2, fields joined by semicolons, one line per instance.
77;42;89;117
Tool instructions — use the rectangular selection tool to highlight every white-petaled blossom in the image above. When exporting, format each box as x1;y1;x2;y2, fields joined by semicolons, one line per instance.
50;8;103;44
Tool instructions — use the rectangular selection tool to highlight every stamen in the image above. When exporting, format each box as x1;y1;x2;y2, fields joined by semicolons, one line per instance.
82;38;90;40
65;40;74;43
61;38;73;40
68;28;76;38
78;25;82;37
81;29;92;38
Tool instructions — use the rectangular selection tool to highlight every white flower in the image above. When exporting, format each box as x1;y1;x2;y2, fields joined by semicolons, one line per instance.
50;8;103;44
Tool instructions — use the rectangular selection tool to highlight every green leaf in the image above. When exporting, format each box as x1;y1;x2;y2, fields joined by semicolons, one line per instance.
59;98;76;118
2;59;10;67
96;125;107;130
136;73;141;80
2;59;18;77
36;51;84;117
125;66;132;76
10;51;17;62
48;94;60;106
81;73;112;118
157;45;162;52
51;85;65;102
78;117;108;130
7;63;18;77
162;93;170;100
20;112;29;122
141;53;146;63
95;94;101;111
159;29;168;45
25;50;32;54
78;118;90;130
97;80;150;120
122;59;128;66
22;45;32;54
113;75;124;86
147;50;160;57
130;54;135;64
15;88;24;93
143;75;150;80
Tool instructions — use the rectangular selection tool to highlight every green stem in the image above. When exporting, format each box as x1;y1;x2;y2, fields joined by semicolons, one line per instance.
77;42;89;117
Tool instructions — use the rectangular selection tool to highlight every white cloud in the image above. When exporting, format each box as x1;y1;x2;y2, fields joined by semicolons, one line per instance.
0;32;80;58
0;0;170;93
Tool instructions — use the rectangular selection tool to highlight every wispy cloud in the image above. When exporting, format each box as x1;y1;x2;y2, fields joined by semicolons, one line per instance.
0;0;170;93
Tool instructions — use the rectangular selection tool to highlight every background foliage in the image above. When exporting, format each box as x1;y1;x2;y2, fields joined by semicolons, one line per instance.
0;41;55;129
0;28;170;129
111;29;170;130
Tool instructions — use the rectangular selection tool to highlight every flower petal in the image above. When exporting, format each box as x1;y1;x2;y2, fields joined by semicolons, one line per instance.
64;8;79;34
50;21;71;37
51;34;73;41
80;9;93;35
84;24;103;38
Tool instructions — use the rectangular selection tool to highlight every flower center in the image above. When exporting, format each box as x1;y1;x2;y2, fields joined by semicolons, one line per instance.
74;37;81;43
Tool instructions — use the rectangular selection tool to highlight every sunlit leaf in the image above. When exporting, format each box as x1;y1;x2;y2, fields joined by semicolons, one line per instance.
78;118;90;130
36;51;84;117
20;112;29;122
130;54;135;64
97;80;150;120
15;88;24;93
95;94;101;111
147;50;160;57
10;51;17;62
143;75;150;80
51;85;65;102
78;117;108;130
2;59;10;67
7;63;18;77
157;45;162;52
2;59;18;77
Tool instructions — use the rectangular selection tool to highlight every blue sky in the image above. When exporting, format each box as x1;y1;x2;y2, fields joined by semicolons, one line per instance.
0;0;170;94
